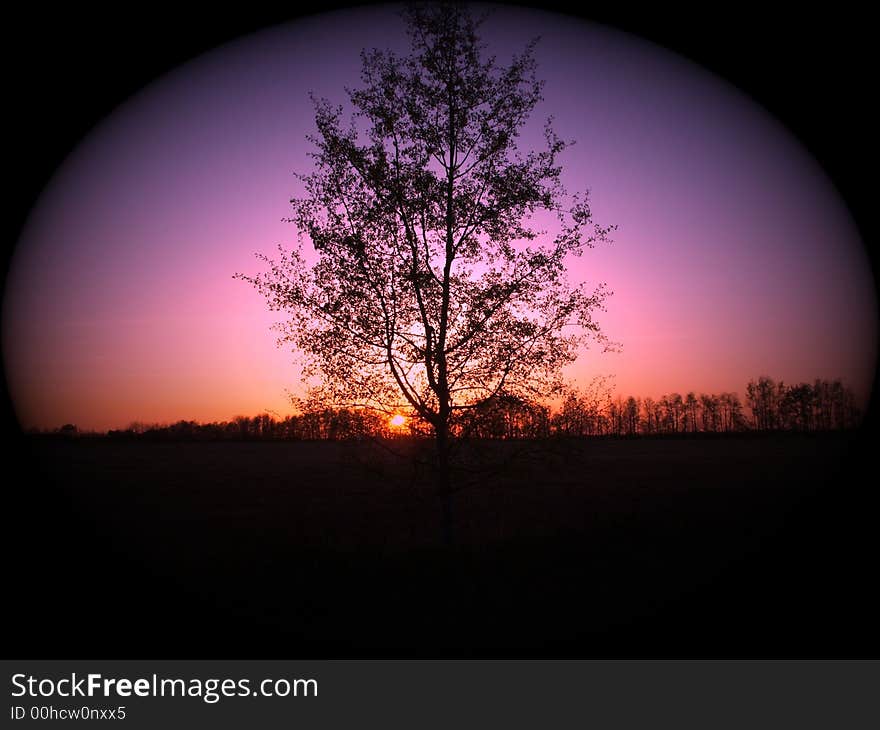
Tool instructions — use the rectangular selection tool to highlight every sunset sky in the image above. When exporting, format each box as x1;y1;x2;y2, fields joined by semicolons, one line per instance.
3;5;876;431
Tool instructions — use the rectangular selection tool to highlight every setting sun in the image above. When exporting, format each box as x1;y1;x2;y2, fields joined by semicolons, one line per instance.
389;414;406;428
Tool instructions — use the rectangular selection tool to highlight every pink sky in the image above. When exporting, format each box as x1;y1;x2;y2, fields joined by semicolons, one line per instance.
3;6;876;431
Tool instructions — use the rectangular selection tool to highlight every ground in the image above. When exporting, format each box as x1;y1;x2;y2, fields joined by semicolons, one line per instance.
7;432;878;656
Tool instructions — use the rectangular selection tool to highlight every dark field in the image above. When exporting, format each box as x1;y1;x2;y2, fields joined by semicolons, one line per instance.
8;432;879;657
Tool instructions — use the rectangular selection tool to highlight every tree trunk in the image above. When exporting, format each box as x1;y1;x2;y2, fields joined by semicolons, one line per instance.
435;422;453;547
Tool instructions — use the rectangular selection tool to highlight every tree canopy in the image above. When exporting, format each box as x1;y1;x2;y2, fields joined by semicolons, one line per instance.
239;2;614;448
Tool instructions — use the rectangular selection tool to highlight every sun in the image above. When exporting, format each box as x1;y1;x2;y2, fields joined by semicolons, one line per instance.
389;414;406;428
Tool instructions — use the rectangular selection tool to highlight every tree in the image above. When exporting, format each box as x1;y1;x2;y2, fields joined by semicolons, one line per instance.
684;392;698;433
746;377;778;431
238;3;614;544
623;396;639;436
641;397;657;434
700;393;719;433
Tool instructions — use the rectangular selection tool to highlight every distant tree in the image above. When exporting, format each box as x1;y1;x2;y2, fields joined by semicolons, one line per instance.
718;392;746;432
239;4;614;543
780;383;813;431
556;391;586;437
771;378;862;432
657;393;683;434
462;392;548;439
700;393;719;433
623;396;639;436
684;392;699;433
813;379;833;431
669;393;684;433
640;397;655;434
746;376;780;431
609;396;624;436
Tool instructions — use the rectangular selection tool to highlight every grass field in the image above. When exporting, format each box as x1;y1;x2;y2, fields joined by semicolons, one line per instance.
8;432;877;656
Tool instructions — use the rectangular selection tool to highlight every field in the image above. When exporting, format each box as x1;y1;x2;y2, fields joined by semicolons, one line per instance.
8;432;878;657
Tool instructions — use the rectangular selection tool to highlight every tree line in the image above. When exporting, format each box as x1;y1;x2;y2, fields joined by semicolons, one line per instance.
555;377;861;438
40;376;862;441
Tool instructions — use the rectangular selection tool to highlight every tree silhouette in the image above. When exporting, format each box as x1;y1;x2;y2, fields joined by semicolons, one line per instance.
238;4;614;543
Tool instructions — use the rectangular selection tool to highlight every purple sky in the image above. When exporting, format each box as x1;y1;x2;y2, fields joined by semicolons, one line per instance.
3;4;876;431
